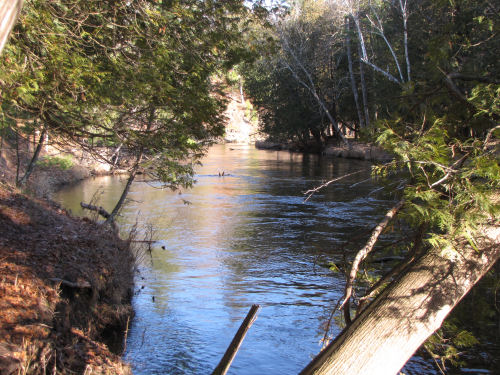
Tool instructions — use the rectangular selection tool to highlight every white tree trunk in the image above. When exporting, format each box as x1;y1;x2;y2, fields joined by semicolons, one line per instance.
357;41;370;128
0;0;23;54
399;0;411;82
300;225;500;375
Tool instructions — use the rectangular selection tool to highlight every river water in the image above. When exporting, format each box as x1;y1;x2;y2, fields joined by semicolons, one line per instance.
54;144;438;374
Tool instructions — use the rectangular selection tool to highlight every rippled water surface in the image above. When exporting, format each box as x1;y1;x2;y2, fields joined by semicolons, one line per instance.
55;144;438;375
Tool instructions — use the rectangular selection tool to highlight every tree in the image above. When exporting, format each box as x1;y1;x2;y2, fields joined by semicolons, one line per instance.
0;0;23;54
1;0;254;221
243;0;356;147
278;1;349;145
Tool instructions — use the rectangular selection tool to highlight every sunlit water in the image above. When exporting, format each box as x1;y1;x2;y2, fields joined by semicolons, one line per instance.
55;144;439;375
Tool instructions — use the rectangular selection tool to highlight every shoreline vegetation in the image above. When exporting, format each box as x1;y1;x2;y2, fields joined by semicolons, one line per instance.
255;139;393;162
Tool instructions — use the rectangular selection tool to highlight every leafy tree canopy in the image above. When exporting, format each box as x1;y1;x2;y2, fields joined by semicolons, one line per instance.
0;0;261;190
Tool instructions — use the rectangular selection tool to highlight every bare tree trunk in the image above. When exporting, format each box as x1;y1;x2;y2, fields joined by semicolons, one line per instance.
105;107;154;224
299;225;500;375
80;202;111;219
105;150;143;225
345;18;364;132
212;305;261;375
357;41;370;128
0;0;24;54
17;126;47;187
399;0;411;82
239;79;245;104
15;125;21;184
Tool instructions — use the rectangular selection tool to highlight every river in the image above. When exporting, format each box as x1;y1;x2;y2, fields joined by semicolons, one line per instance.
54;144;438;374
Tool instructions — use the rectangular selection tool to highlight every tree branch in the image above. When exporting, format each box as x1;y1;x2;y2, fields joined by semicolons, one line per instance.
340;199;405;325
304;170;367;202
80;202;111;219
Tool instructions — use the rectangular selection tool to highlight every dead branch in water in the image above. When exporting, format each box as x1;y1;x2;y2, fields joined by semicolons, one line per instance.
80;202;111;219
212;304;261;375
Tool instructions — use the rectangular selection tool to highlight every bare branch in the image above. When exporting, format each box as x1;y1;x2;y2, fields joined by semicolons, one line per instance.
367;6;404;83
304;169;367;201
483;125;500;151
361;58;402;85
280;31;349;145
340;199;405;324
356;223;427;315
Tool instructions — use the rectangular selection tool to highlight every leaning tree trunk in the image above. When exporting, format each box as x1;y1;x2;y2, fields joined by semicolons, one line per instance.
105;155;142;225
0;0;23;54
299;225;500;375
17;126;47;187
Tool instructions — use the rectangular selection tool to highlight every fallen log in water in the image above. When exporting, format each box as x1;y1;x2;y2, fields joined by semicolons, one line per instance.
80;202;111;219
212;304;261;375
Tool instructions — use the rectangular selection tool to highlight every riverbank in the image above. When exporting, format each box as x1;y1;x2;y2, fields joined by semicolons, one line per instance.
255;140;393;162
0;182;135;374
0;141;136;374
0;140;132;199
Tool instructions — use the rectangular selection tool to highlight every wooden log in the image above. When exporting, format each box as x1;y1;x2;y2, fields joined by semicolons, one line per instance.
212;304;261;375
49;277;91;289
80;202;111;219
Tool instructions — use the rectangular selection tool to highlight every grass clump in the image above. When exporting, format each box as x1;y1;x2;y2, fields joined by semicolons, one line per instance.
36;155;73;170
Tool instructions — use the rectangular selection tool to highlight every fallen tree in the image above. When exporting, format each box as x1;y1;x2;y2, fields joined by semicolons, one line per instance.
0;0;23;54
300;223;499;375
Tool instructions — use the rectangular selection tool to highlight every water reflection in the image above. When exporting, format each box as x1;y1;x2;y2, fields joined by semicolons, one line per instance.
54;144;435;374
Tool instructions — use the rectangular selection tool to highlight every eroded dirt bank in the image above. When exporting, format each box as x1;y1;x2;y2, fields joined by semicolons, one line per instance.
0;181;135;374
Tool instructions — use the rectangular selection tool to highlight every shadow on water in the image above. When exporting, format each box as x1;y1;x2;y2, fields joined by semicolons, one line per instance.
55;144;442;375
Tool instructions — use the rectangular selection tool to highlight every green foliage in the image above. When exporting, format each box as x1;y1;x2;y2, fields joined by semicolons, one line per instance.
242;0;349;146
425;321;479;369
244;99;259;126
1;0;261;190
243;0;499;369
36;155;73;170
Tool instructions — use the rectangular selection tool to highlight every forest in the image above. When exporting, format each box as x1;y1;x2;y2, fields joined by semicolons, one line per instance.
0;0;499;374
